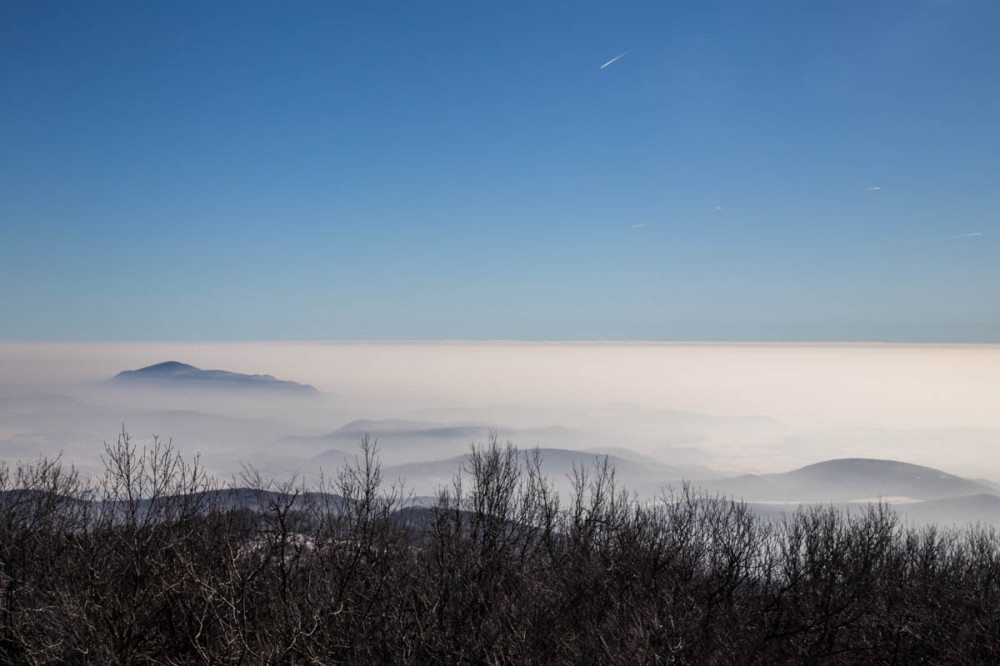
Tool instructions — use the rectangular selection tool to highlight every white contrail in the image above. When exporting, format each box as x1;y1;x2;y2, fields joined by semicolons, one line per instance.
903;231;984;244
600;51;628;69
630;224;647;229
868;186;882;190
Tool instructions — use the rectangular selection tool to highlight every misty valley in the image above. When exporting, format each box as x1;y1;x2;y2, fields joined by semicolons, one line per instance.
5;349;1000;527
3;344;1000;662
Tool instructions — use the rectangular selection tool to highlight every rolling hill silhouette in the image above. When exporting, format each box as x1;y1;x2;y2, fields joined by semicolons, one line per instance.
716;458;997;502
111;361;317;395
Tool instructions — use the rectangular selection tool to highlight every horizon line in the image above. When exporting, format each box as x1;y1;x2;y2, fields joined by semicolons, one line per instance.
3;339;1000;348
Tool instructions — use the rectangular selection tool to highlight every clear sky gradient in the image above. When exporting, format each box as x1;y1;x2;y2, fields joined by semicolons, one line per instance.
2;0;998;341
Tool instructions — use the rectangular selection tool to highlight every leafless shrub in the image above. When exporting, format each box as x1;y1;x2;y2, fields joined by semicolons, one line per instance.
1;430;999;664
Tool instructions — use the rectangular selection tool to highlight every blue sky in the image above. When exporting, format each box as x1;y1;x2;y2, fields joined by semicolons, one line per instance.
1;0;998;341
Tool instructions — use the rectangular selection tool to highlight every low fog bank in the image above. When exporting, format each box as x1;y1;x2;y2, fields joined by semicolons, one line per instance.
1;342;999;523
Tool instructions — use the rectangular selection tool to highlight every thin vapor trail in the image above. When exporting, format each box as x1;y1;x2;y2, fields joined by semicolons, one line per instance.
600;52;628;69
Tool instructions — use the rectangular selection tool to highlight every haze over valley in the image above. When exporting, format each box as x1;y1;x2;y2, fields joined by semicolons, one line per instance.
3;341;999;524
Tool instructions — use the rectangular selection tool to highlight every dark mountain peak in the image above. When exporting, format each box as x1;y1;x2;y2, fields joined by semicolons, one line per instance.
111;362;317;395
126;361;198;375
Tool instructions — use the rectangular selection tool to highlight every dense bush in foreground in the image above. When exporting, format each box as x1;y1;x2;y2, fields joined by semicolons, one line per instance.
1;431;999;664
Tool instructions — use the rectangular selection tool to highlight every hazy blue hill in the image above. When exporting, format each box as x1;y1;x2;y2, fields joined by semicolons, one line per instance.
334;419;465;435
111;361;317;395
276;420;590;464
310;449;354;467
331;420;581;441
717;458;995;502
277;421;486;453
383;447;712;497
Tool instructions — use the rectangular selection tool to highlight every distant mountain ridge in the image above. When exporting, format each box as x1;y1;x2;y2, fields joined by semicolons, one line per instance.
111;361;317;394
280;420;586;452
332;420;581;440
380;447;716;498
716;458;997;502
